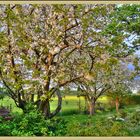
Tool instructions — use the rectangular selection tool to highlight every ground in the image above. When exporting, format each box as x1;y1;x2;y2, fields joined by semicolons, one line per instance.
0;95;140;136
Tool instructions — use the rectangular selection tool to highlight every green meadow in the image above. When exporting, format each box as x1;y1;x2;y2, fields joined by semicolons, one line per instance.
0;95;108;115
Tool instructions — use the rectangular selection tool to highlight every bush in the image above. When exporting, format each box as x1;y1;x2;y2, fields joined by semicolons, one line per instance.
118;109;128;118
128;110;140;125
123;95;140;105
106;95;140;109
66;118;129;136
66;109;140;136
58;109;80;116
0;94;5;100
0;104;67;136
0;102;140;136
0;88;8;100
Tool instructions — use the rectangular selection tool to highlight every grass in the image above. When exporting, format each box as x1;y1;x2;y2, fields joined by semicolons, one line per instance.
0;95;139;116
50;95;108;114
61;104;140;121
0;95;140;136
0;95;109;116
0;96;23;114
60;104;140;136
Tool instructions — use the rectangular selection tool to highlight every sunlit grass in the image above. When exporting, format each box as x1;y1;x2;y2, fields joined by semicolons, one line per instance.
0;96;23;114
50;95;109;115
0;95;140;121
0;95;108;115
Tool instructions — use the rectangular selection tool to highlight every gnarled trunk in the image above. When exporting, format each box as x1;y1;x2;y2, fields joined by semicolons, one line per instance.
38;89;62;119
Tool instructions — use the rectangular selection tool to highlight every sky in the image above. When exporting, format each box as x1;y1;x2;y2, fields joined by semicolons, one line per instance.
127;50;140;71
135;50;140;58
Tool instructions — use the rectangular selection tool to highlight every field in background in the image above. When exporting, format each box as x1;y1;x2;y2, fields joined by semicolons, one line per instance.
0;95;108;115
1;94;140;116
50;95;108;115
0;96;23;114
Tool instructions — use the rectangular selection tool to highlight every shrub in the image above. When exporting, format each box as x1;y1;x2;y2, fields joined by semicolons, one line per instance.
66;118;129;136
118;109;128;118
106;95;140;108
66;110;140;137
0;94;5;100
128;110;140;125
0;104;67;136
123;95;140;105
58;109;80;116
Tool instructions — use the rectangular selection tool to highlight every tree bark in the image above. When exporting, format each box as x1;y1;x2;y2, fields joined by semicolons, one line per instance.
17;92;26;111
43;99;51;118
31;94;34;103
38;99;50;118
38;89;62;119
88;98;95;116
115;96;119;113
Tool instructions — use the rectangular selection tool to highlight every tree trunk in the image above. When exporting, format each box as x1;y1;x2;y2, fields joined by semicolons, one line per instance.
115;96;119;113
39;99;50;118
44;99;51;117
17;92;27;111
38;89;62;119
31;94;34;103
88;98;95;116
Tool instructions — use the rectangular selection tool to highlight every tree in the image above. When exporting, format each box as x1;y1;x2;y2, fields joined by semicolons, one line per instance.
102;4;140;113
0;4;115;118
107;83;132;113
105;4;140;50
73;4;140;116
76;56;118;115
0;4;139;118
76;56;133;115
